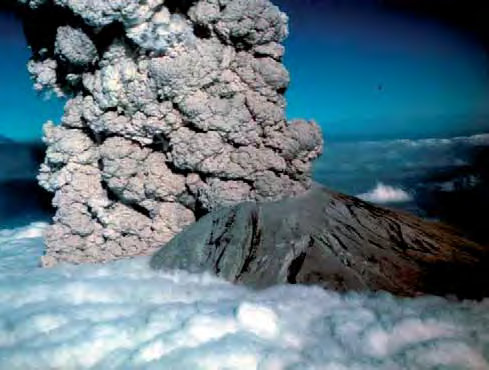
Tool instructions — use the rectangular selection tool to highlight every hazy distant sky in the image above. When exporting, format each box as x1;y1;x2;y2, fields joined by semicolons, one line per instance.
1;1;489;141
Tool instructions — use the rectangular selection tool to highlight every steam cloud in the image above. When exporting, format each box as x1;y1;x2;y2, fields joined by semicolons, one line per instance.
358;183;412;204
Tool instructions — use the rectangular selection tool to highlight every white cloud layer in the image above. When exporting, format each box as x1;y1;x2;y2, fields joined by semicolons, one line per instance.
1;223;489;369
358;183;412;204
393;133;489;148
315;133;489;196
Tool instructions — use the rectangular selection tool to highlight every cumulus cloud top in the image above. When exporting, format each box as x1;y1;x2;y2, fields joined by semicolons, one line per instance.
16;0;323;265
0;223;489;369
358;183;412;204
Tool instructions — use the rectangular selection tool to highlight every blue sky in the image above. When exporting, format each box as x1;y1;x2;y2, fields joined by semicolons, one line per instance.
0;12;64;142
276;0;489;139
1;3;489;141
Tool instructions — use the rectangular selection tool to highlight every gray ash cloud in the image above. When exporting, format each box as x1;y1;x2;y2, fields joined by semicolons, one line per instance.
13;0;323;265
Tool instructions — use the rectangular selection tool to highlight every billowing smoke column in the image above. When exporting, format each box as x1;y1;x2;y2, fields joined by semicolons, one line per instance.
17;0;323;266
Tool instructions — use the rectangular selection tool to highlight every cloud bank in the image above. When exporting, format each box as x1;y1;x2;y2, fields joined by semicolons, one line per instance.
0;223;489;369
314;133;489;197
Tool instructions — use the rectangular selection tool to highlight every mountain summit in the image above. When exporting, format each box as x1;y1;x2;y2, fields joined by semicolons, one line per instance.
152;183;489;299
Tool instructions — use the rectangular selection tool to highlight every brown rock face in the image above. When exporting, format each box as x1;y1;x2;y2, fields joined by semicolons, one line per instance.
151;183;489;299
15;0;323;265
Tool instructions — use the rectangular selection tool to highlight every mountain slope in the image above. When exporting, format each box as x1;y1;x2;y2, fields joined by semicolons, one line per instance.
151;183;489;299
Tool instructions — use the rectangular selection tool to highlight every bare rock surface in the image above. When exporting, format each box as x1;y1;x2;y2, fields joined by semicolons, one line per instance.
151;183;489;299
14;0;323;265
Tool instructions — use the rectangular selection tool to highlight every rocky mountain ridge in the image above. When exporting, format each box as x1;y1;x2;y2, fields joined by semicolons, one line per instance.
151;183;489;299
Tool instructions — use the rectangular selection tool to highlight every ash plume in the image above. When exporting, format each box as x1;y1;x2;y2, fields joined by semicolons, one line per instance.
15;0;323;265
